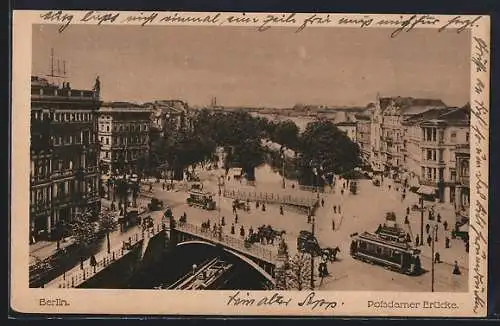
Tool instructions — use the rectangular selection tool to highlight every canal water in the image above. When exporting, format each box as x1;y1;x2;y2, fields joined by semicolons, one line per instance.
127;244;272;290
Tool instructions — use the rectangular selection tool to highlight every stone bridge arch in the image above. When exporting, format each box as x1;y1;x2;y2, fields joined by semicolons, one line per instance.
176;241;275;287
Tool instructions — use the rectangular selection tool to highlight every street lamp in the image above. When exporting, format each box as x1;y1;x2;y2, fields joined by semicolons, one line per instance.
431;224;438;292
280;146;286;189
310;215;316;290
419;196;424;246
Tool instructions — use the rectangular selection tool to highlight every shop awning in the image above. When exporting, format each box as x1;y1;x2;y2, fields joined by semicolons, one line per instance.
417;185;436;196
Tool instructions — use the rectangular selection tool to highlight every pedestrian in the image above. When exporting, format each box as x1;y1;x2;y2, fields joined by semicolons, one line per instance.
221;216;226;226
232;205;237;214
404;215;409;224
279;206;284;215
231;224;235;235
262;203;266;212
415;235;420;247
333;205;337;213
307;215;311;224
406;207;410;215
249;226;254;235
406;233;411;243
388;184;391;190
90;255;97;267
445;236;450;248
437;213;441;223
162;182;165;190
452;261;461;275
240;226;245;237
465;241;469;253
321;198;325;207
235;214;238;224
256;201;260;208
341;189;344;195
402;194;406;201
426;223;430;234
443;220;448;231
427;235;432;246
332;219;336;231
434;252;441;263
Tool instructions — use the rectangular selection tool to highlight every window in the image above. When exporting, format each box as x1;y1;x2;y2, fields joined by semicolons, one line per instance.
105;151;109;158
106;126;110;132
106;138;109;145
451;132;457;143
100;137;104;143
450;169;456;182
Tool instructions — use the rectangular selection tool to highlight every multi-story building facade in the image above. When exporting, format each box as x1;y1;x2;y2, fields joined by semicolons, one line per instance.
98;102;153;175
370;95;446;176
149;100;190;136
454;143;470;219
354;112;372;164
30;76;100;243
335;121;357;143
402;106;470;203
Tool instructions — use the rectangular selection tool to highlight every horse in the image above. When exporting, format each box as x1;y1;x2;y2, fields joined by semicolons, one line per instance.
321;246;341;262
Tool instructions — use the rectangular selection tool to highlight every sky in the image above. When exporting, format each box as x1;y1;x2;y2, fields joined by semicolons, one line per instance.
32;24;471;108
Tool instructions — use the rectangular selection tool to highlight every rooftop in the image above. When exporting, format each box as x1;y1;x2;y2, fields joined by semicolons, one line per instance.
379;96;447;116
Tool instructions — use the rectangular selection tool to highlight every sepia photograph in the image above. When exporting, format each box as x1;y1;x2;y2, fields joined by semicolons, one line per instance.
11;11;490;316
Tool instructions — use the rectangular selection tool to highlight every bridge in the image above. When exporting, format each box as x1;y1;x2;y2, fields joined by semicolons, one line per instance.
167;257;233;290
223;189;318;211
171;222;278;286
45;224;164;289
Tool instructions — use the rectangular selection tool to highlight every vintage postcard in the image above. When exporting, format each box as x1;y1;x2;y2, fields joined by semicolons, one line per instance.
11;11;490;317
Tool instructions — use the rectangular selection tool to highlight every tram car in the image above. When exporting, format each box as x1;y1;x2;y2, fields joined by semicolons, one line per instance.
186;190;217;210
350;232;422;275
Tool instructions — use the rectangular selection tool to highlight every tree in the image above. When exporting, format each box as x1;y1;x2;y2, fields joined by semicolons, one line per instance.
282;252;313;291
69;208;98;269
99;211;117;254
272;120;300;150
298;120;361;186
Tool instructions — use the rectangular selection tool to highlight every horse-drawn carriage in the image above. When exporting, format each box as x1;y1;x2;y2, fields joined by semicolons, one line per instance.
233;199;249;211
297;230;340;261
246;225;286;245
148;197;164;211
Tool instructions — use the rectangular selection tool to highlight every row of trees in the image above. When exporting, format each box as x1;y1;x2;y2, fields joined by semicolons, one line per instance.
135;107;361;187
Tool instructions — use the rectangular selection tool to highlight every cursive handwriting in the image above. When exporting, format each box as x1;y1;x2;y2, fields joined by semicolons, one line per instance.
472;37;489;73
297;292;338;310
40;11;74;33
390;15;440;38
338;16;374;28
474;78;485;95
226;291;292;307
80;11;120;25
295;14;332;33
121;12;158;26
258;13;297;32
438;15;482;33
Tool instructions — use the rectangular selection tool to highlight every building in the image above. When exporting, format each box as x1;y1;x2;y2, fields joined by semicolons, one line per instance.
149;100;190;136
355;110;373;164
98;102;153;175
371;95;447;176
335;121;357;143
401;105;470;203
30;76;101;243
454;143;470;219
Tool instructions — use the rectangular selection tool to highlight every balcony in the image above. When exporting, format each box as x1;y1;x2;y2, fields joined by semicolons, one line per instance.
458;175;470;187
30;175;51;185
51;170;75;179
421;159;446;167
421;139;445;147
420;179;438;187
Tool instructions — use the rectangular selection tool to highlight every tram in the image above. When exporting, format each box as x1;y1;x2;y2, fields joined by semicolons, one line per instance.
350;231;422;276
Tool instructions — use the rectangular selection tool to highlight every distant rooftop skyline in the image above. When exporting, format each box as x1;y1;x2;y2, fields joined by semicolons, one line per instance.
32;25;470;108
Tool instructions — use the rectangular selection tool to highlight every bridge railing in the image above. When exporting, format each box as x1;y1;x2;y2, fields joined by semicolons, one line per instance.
46;224;164;289
176;222;277;263
223;189;317;208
